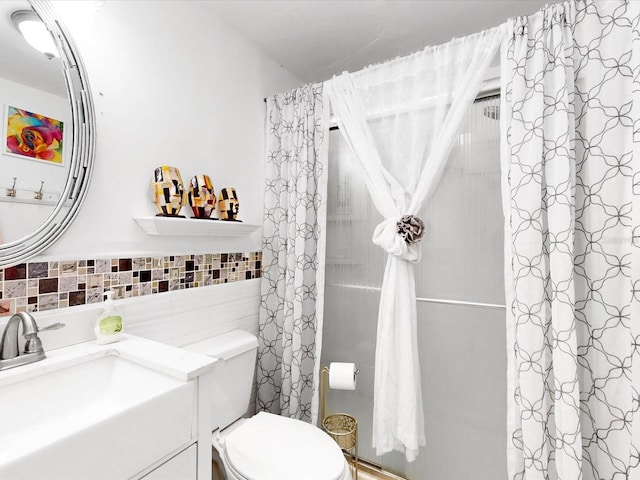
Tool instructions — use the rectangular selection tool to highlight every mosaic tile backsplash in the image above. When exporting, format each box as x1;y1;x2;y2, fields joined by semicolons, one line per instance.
0;252;262;317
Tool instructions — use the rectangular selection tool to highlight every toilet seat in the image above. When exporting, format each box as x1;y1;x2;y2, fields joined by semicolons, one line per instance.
221;412;349;480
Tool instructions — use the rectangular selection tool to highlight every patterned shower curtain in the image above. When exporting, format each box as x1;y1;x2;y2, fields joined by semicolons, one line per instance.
501;1;640;478
257;83;329;423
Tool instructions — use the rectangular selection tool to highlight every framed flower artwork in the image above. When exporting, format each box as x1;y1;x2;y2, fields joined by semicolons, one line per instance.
4;105;64;166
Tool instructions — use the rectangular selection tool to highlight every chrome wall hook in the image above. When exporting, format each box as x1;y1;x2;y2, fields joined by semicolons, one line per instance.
6;178;17;197
34;181;44;200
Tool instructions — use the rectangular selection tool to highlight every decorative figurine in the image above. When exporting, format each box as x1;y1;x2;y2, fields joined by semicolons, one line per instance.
152;166;186;217
218;187;240;221
188;174;217;219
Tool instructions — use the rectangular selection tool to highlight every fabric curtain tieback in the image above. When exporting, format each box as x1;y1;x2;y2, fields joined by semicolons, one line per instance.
372;216;423;262
396;215;424;244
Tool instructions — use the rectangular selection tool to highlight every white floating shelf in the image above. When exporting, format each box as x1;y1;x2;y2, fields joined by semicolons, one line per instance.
133;216;261;236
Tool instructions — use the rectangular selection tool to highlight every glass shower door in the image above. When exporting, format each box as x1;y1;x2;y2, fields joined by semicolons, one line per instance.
322;96;505;480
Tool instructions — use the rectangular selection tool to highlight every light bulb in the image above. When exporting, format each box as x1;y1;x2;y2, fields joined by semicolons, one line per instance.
11;10;60;60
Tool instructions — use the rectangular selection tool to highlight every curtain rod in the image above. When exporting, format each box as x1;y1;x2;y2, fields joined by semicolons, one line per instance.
262;66;500;104
266;93;498;133
262;89;499;104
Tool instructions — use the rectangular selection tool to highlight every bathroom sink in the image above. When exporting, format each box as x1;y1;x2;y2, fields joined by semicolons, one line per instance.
0;352;195;479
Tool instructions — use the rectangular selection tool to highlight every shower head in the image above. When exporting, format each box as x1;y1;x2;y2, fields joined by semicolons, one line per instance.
483;105;500;120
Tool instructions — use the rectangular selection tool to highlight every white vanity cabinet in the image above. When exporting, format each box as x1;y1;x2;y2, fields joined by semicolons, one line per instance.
136;367;217;480
141;444;197;480
0;335;217;480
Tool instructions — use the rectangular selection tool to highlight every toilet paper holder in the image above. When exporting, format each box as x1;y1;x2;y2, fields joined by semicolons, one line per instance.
320;364;359;480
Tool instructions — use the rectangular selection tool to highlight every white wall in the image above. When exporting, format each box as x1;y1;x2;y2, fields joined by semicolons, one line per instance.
1;1;302;349
34;0;302;261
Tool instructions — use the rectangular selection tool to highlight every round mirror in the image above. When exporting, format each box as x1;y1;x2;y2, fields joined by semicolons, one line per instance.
0;0;95;267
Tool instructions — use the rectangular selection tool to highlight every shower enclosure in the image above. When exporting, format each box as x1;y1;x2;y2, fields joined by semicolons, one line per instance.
322;96;505;479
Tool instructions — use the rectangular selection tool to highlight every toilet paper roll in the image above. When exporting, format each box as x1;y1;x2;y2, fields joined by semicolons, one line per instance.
328;362;357;390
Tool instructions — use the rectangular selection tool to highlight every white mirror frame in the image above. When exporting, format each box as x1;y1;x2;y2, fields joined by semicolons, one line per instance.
0;0;95;267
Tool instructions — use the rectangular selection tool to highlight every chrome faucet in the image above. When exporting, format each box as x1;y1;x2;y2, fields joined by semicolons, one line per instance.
0;312;64;371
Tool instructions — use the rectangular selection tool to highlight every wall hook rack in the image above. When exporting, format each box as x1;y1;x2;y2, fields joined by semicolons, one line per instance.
6;178;17;198
0;180;63;207
34;181;44;200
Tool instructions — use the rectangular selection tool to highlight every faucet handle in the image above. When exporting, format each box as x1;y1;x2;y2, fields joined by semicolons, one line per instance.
24;336;43;354
39;322;65;332
24;323;64;354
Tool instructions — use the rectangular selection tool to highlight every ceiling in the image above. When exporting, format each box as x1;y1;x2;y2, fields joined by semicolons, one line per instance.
0;0;66;97
205;0;549;83
0;1;551;100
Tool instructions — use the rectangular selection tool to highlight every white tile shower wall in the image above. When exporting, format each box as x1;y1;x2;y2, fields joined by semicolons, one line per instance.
13;279;261;353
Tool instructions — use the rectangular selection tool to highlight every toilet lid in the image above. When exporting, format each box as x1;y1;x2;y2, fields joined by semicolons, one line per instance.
224;412;347;480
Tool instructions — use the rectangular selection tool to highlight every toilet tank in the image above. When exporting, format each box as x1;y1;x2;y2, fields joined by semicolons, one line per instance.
183;330;258;430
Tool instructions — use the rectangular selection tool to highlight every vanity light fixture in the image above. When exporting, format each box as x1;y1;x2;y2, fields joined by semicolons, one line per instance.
11;10;60;60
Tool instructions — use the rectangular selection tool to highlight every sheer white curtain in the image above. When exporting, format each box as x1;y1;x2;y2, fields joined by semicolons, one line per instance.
325;26;504;461
501;1;640;478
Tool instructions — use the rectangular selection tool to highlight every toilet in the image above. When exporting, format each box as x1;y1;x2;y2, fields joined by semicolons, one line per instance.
184;330;353;480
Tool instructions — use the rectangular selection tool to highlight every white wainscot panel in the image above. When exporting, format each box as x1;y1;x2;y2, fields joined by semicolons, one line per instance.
16;279;261;352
